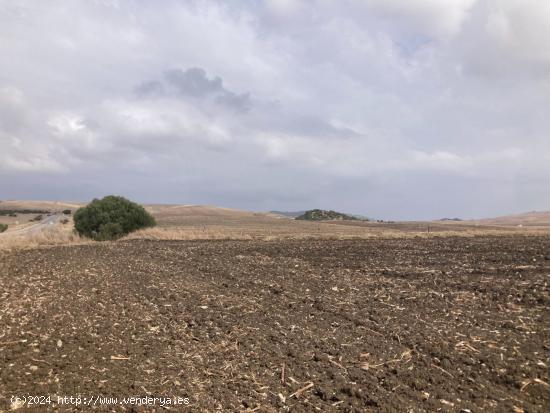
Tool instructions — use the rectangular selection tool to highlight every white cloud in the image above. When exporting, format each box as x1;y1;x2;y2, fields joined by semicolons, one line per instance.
0;86;27;132
401;147;524;175
484;0;550;63
452;0;550;79
363;0;478;37
48;114;86;135
265;0;304;17
2;156;64;173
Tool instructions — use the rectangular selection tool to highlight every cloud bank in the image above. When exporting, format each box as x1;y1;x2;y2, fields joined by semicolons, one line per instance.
1;0;549;219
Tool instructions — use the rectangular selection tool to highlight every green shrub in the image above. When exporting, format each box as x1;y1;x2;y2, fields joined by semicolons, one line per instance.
73;195;156;241
295;209;358;221
0;223;7;233
62;209;72;215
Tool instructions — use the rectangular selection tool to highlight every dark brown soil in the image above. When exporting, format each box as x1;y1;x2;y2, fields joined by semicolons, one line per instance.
1;236;549;412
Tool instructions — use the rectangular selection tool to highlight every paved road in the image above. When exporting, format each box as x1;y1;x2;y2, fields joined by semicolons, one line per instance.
2;214;64;235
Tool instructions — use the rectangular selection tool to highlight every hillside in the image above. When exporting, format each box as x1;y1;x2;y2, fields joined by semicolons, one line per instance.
0;201;272;222
475;211;550;226
295;209;359;221
145;204;258;218
141;204;285;227
0;200;82;212
270;210;306;218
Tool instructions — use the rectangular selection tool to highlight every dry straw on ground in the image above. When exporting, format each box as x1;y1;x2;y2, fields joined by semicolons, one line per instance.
2;222;550;251
124;224;550;242
0;225;86;251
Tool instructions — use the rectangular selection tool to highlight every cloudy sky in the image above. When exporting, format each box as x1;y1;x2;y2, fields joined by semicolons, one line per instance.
1;0;549;219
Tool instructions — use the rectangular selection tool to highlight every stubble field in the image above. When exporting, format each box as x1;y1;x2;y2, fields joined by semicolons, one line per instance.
1;235;549;412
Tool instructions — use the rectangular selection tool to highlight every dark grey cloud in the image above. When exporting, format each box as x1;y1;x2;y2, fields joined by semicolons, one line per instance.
134;80;165;97
165;68;223;98
136;67;251;112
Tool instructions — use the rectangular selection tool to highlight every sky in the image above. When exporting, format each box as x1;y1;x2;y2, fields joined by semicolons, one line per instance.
1;0;549;220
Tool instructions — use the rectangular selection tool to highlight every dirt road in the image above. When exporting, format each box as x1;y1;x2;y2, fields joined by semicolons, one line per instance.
1;213;64;236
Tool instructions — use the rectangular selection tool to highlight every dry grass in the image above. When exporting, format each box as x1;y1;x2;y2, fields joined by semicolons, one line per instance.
0;213;41;227
123;223;550;242
0;199;82;211
124;226;256;240
0;224;86;251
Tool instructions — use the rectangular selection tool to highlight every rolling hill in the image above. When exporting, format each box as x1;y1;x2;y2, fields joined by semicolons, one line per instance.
475;211;550;226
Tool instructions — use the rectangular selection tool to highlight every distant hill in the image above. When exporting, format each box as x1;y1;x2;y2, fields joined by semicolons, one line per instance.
0;200;83;212
475;211;550;226
145;204;256;217
295;209;360;221
270;211;306;218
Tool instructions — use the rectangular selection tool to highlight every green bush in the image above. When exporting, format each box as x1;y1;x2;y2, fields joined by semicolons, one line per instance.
73;196;156;241
0;223;7;233
62;209;72;215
